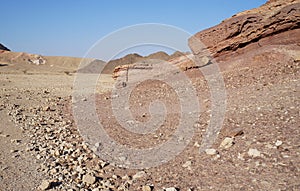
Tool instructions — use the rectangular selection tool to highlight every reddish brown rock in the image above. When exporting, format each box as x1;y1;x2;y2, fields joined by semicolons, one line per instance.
112;63;154;79
188;0;300;60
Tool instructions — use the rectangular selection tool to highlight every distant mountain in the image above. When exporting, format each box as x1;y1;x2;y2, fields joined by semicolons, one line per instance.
102;53;143;74
77;59;106;73
0;50;92;75
145;51;170;60
0;43;10;51
102;51;187;74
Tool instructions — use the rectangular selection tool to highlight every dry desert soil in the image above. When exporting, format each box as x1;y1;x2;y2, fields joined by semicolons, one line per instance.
0;1;300;190
0;46;299;191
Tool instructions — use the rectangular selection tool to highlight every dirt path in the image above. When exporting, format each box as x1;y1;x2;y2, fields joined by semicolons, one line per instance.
0;106;42;191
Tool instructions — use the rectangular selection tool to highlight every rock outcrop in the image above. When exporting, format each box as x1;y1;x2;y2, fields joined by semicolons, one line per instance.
112;63;153;80
0;43;10;51
0;51;46;65
188;0;300;60
112;53;195;80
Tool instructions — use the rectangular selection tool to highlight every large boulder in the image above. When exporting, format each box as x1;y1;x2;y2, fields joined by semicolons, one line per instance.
188;0;300;60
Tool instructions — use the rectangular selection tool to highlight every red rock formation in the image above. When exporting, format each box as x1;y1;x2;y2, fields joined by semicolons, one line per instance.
188;0;300;60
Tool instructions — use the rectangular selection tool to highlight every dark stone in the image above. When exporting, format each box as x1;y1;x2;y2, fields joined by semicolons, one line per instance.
0;43;10;51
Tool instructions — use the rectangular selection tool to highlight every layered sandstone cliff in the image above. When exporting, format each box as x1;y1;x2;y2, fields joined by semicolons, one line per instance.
188;0;300;61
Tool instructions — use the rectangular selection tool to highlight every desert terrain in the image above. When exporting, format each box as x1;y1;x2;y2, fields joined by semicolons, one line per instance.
0;0;299;190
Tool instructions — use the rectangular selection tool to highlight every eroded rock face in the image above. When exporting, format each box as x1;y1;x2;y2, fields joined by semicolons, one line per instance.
188;0;300;59
112;63;153;80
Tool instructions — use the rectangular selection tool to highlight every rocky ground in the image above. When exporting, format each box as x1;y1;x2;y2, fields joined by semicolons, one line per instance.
0;44;299;191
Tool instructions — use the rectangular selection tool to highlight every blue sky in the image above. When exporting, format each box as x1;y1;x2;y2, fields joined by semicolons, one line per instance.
1;0;267;59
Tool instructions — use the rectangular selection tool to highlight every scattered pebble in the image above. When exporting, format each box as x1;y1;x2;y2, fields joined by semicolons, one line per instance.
10;149;18;153
43;106;50;111
82;174;96;184
10;139;21;144
275;140;283;147
38;180;51;190
133;171;146;180
182;161;192;168
237;153;245;160
142;185;153;191
165;187;178;191
265;143;275;149
248;148;261;158
219;137;234;149
0;134;9;138
193;142;200;147
205;148;218;155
